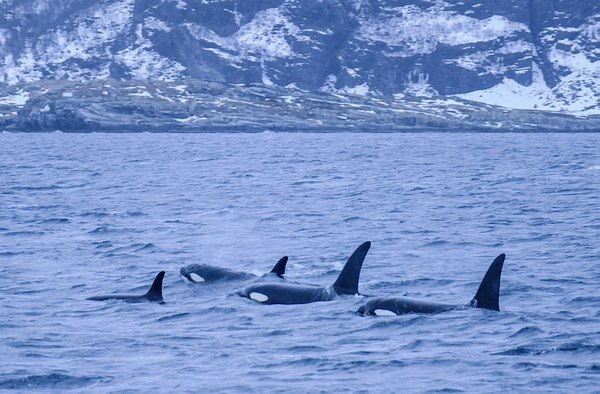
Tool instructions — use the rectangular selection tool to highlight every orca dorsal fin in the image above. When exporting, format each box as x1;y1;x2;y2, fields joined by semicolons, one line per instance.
270;256;288;277
332;241;371;295
144;271;165;302
470;254;505;311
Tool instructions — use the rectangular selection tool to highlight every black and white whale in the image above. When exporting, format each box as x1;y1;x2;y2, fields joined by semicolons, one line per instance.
358;254;505;316
238;241;371;305
180;256;288;284
87;271;165;303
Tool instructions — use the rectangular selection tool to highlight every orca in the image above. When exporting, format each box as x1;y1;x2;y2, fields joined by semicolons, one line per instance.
180;256;288;284
87;271;165;303
357;254;505;316
238;241;371;305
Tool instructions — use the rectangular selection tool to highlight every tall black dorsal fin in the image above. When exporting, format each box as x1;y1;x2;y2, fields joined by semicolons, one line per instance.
270;256;288;277
144;271;165;302
470;254;505;311
332;241;371;295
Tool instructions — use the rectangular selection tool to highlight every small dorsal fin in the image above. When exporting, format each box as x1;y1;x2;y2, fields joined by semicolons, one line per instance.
471;254;505;311
270;256;288;277
144;271;165;302
332;241;371;295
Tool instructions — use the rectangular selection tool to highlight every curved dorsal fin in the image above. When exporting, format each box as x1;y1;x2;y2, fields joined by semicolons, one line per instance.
471;254;505;311
144;271;165;302
270;256;288;277
332;241;371;295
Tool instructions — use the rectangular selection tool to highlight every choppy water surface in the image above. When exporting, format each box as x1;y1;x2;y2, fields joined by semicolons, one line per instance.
1;132;599;392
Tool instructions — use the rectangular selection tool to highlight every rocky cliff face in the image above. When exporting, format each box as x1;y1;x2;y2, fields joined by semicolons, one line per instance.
0;0;598;115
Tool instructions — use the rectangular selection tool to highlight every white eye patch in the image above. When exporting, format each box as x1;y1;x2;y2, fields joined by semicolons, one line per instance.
249;292;268;303
374;309;397;316
189;273;205;283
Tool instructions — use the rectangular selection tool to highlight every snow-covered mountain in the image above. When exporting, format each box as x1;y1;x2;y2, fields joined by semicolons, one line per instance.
0;0;598;115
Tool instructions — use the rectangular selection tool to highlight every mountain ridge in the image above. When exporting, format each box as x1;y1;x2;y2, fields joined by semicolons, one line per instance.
0;0;598;119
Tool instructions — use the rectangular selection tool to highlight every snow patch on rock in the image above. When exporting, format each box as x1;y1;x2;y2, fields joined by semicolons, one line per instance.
455;62;599;115
357;6;527;57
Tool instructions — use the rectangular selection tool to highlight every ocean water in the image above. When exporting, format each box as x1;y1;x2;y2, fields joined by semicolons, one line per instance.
1;132;599;393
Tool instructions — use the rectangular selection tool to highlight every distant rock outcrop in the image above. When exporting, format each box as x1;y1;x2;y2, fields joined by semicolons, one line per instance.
1;80;598;132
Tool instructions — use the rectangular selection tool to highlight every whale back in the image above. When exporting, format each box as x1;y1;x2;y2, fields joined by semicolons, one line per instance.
470;254;505;311
240;283;332;305
332;241;371;295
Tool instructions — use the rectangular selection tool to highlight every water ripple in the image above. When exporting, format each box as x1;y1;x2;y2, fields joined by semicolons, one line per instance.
0;373;109;390
1;132;599;392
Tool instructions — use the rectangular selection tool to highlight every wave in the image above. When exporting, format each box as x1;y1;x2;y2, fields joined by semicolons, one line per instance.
261;357;329;368
508;326;545;338
79;211;111;218
104;243;157;254
88;226;112;234
285;345;326;352
494;342;600;356
0;373;109;390
39;218;71;224
157;312;190;322
88;226;143;235
0;251;26;257
124;211;146;217
93;240;113;249
10;183;88;191
4;231;45;236
422;239;450;247
88;226;142;235
266;329;292;336
9;185;63;191
79;210;146;218
343;216;366;223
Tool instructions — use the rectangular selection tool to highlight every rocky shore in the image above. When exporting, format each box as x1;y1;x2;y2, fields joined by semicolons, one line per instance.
1;80;598;133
